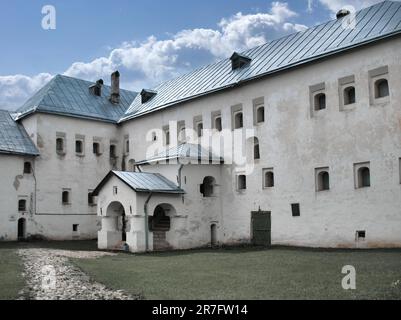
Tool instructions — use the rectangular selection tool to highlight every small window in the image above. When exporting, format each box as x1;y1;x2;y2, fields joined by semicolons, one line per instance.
344;86;356;105
125;140;130;153
256;106;265;123
314;93;326;111
73;224;79;232
215;116;222;132
234;112;243;129
375;79;389;98
178;127;186;143
75;140;83;154
356;230;366;240
18;199;26;212
56;138;64;153
110;144;116;158
200;176;216;197
316;168;330;191
237;175;246;190
113;186;118;195
88;191;95;206
263;169;274;188
152;132;157;141
23;162;32;174
253;137;260;160
165;130;170;146
93;142;100;155
358;167;370;188
62;191;70;205
196;122;203;137
291;203;300;217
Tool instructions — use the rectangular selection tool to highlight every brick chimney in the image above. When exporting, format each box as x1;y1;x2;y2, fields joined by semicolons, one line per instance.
109;71;120;104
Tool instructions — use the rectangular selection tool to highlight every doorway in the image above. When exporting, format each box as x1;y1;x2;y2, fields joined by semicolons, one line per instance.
251;211;271;246
211;224;217;247
18;218;26;240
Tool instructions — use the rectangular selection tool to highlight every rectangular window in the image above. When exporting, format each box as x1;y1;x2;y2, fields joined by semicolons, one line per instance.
73;224;79;232
110;144;117;158
56;132;66;155
113;186;118;195
291;203;300;217
237;174;246;190
356;230;366;240
18;199;27;212
75;135;85;156
339;75;356;111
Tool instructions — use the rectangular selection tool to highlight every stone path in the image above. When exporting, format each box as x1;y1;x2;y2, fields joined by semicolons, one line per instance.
17;248;139;300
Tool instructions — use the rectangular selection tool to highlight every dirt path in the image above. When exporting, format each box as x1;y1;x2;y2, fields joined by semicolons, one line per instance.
17;248;138;300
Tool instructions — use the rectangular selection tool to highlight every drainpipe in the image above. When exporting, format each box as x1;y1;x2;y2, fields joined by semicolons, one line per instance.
178;164;184;187
144;192;153;252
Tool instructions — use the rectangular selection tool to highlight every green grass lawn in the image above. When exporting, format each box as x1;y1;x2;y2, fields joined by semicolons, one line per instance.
72;247;401;300
0;249;24;300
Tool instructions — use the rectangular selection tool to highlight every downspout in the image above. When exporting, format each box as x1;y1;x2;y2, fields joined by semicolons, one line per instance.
144;192;153;252
32;157;37;216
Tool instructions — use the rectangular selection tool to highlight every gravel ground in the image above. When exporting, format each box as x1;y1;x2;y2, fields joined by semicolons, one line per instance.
17;249;139;300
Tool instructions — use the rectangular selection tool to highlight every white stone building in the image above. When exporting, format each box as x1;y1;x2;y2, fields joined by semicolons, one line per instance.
1;1;401;250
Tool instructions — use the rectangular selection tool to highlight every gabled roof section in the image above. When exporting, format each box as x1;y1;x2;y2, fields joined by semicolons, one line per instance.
14;74;138;123
92;171;185;196
120;1;401;122
135;143;224;165
0;110;39;156
230;52;252;70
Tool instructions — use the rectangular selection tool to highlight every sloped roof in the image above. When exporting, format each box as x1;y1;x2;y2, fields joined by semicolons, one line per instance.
0;110;39;156
135;143;224;165
121;1;401;122
14;74;138;123
92;171;185;196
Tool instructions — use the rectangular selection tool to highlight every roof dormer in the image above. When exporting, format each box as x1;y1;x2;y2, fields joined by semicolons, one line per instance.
230;52;252;71
89;79;103;97
141;89;157;104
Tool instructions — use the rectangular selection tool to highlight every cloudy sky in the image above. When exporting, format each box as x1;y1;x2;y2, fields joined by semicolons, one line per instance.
0;0;388;110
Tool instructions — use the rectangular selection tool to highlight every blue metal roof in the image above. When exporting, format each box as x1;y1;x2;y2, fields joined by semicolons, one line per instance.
0;110;39;156
135;143;224;165
121;1;401;122
92;171;185;195
14;74;138;123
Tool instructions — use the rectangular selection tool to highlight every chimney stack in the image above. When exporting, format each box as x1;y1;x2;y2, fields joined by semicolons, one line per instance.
110;71;120;104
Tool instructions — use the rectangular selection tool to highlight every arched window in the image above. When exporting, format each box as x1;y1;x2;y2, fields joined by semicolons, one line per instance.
23;162;32;174
317;171;330;191
264;171;274;188
56;138;64;153
253;137;260;160
18;199;26;212
197;122;203;137
358;167;370;188
165;130;170;145
314;93;326;110
62;191;70;204
375;79;389;98
344;86;356;105
200;176;216;197
234;112;243;129
256;106;265;123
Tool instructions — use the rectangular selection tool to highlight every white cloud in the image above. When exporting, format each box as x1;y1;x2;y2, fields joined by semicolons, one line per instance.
0;73;53;110
318;0;390;14
1;1;307;110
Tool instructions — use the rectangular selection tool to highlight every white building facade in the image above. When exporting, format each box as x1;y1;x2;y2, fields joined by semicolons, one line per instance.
1;1;401;250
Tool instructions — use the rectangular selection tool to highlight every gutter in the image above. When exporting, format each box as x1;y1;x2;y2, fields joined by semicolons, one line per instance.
178;164;184;188
143;192;153;252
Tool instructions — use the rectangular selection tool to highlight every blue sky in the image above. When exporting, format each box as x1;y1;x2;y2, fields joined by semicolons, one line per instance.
0;0;385;109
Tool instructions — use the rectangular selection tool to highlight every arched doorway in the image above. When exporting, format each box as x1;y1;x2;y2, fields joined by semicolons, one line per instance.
18;218;26;240
106;201;127;242
211;224;217;247
149;204;174;251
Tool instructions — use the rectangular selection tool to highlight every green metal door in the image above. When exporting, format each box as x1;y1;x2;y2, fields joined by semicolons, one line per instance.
251;211;271;246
